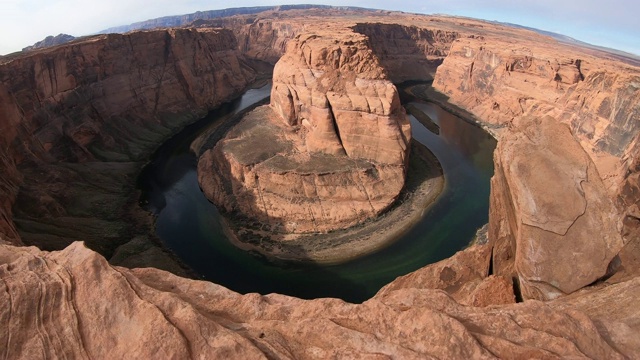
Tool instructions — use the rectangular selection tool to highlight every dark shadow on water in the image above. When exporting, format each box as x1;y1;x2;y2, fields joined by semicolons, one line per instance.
136;82;496;303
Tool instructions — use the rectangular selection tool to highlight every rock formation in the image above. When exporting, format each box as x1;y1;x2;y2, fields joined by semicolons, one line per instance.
432;34;640;189
22;34;76;52
0;28;256;255
489;115;624;300
198;30;411;237
1;241;638;359
0;6;640;358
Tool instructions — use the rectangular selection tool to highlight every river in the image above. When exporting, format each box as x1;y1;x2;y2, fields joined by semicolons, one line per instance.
138;83;496;303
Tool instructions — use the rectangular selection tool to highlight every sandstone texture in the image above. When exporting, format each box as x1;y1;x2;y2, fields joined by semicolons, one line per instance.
198;30;411;237
0;28;256;254
1;5;640;358
426;25;640;300
489;116;624;300
1;241;638;359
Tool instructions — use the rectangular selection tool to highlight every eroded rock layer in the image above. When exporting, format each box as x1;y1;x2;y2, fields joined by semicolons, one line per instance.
489;116;624;300
0;28;256;253
1;6;640;358
198;30;411;236
1;242;638;359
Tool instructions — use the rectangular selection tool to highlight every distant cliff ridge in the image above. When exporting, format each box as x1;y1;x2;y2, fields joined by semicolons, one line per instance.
22;33;75;51
98;5;374;34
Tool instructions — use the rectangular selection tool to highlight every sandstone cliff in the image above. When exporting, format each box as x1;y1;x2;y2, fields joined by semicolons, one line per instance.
198;30;411;238
1;7;640;358
489;116;624;300
429;30;639;299
433;35;640;188
1;241;638;359
353;23;460;82
0;28;256;254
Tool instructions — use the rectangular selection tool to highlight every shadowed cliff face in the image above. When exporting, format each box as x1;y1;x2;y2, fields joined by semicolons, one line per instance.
353;23;460;83
0;28;256;251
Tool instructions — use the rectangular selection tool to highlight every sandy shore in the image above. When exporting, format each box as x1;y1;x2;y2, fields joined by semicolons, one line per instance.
220;140;445;264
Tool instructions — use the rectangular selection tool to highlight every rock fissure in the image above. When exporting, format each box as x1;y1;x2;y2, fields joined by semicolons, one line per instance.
326;97;345;152
1;277;14;360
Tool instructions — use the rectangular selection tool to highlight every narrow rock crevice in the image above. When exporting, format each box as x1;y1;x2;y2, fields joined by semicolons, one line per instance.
512;277;524;303
326;97;345;152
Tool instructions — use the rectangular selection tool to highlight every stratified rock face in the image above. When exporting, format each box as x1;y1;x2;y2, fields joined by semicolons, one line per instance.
270;32;410;164
489;116;624;300
198;31;411;235
353;23;460;83
0;28;256;250
0;242;635;359
433;36;640;186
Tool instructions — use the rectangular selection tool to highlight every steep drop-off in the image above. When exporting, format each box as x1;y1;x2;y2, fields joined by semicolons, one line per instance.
1;8;640;358
0;28;256;256
430;30;640;299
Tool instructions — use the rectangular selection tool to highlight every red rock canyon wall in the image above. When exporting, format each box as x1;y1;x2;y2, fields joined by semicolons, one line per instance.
0;28;256;249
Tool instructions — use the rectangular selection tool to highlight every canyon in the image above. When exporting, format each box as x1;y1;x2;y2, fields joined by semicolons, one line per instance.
197;29;416;260
1;6;640;358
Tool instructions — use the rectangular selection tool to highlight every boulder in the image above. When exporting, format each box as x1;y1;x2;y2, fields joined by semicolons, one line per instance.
489;116;624;300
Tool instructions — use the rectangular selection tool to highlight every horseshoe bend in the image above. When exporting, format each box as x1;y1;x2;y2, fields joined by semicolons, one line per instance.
1;6;640;358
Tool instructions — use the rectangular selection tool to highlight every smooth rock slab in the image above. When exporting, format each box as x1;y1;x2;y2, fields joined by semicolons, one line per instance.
0;242;632;359
489;115;624;300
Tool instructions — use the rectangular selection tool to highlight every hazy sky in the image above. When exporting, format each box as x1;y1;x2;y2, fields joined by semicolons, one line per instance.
1;0;638;55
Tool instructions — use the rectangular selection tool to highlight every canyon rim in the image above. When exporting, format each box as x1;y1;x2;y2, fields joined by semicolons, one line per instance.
1;5;640;359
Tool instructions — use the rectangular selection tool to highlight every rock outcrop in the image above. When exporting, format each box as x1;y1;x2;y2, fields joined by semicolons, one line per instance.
198;30;411;237
427;28;639;299
489;116;624;300
1;241;637;359
0;28;256;254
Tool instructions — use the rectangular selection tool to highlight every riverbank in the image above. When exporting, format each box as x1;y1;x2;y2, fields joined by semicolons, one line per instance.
220;139;444;264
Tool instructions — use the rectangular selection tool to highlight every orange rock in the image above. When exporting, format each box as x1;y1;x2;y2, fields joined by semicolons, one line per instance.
489;116;624;300
0;28;256;249
1;242;635;358
198;30;411;237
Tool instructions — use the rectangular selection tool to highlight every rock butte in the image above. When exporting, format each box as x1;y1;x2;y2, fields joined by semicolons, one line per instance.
198;30;412;244
1;6;640;358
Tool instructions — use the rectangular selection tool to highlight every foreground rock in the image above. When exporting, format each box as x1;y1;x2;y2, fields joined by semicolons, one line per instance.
1;242;636;359
198;30;411;239
489;115;624;300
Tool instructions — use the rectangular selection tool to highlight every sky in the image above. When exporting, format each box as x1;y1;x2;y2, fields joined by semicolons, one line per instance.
1;0;638;56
